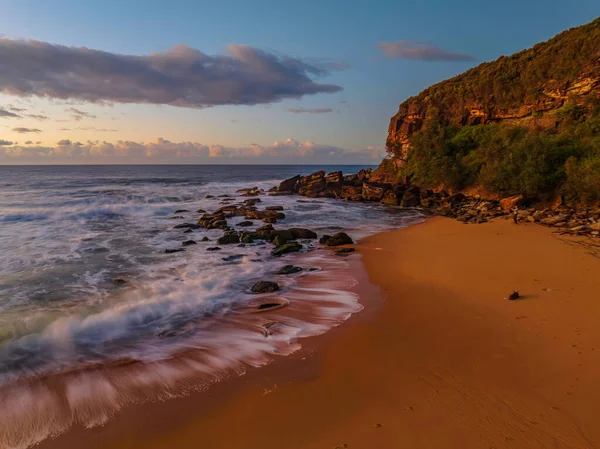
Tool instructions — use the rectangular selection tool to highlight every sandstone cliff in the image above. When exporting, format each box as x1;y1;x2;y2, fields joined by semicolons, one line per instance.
386;18;600;161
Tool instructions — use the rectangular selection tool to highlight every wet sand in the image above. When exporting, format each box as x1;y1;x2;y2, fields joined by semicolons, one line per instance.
39;217;600;449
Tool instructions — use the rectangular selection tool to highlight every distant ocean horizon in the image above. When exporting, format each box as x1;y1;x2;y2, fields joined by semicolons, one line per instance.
0;164;422;449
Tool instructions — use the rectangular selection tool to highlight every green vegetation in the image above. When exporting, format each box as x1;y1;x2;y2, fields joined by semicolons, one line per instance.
397;17;600;117
400;107;600;202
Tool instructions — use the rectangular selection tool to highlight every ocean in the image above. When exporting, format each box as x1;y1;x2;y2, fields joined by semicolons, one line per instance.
0;165;422;448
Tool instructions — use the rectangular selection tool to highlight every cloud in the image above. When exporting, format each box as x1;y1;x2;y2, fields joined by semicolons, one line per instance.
286;107;333;114
68;107;96;121
0;107;20;118
9;106;26;112
12;127;41;133
24;140;33;144
0;39;343;108
26;114;50;121
0;139;14;145
378;41;475;61
0;137;385;164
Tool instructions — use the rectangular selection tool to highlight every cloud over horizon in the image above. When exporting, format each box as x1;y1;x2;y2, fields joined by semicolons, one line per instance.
0;137;385;164
286;107;333;114
0;107;20;118
0;39;344;108
12;127;41;133
378;41;475;61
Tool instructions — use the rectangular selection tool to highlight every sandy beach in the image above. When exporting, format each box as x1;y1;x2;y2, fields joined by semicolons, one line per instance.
39;216;600;449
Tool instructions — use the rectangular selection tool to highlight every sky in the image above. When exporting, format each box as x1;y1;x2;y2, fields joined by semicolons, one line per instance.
0;0;598;164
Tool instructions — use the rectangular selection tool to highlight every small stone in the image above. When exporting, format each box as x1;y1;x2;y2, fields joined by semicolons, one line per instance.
335;247;355;255
201;236;210;242
175;209;190;213
508;290;520;300
165;248;185;254
112;278;127;286
206;247;222;251
182;240;197;246
250;281;280;293
238;221;254;227
277;265;303;275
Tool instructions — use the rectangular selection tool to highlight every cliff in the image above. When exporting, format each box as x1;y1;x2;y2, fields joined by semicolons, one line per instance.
386;18;600;161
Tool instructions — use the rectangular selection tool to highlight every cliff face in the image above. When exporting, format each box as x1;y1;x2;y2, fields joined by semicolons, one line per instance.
385;18;600;161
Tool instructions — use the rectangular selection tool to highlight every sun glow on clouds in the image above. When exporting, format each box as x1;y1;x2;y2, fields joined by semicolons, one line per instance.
0;138;386;164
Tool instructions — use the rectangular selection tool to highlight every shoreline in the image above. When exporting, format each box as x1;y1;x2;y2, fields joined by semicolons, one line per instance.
34;216;600;448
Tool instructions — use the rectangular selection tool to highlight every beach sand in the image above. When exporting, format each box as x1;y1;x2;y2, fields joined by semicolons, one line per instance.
39;217;600;449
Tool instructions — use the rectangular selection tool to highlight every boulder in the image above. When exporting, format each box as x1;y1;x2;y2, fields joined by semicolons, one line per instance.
236;187;262;197
319;234;332;244
271;230;295;246
201;236;210;242
250;281;280;294
272;242;303;256
289;228;318;239
499;195;524;212
277;265;303;275
362;183;386;202
381;191;399;206
298;170;327;198
400;186;421;207
217;231;240;245
341;185;363;201
277;175;301;193
323;232;354;246
182;240;197;246
237;221;254;227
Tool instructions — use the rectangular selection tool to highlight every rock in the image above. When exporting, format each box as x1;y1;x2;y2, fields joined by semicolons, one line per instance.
236;187;262;197
238;221;254;227
277;175;301;193
266;206;284;211
527;215;536;223
206;247;222;251
271;230;295;246
272;242;303;256
591;223;600;231
112;278;127;286
217;231;240;245
183;229;193;234
277;265;303;275
222;254;246;262
400;186;421;207
289;228;317;239
570;225;589;232
165;248;185;254
325;171;344;196
298;170;327;198
250;281;280;293
357;168;371;182
175;209;190;213
196;209;207;213
319;234;332;244
335;248;355;254
540;215;569;226
182;240;197;246
499;195;524;212
244;198;261;206
362;183;386;202
507;290;520;300
201;236;210;242
381;190;399;206
205;195;214;199
323;232;354;246
246;210;286;221
173;223;201;229
341;185;363;201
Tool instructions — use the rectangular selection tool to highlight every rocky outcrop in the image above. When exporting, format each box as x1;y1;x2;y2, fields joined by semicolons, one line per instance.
386;18;600;161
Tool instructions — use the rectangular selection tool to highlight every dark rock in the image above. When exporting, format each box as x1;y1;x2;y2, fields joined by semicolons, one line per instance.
381;191;399;206
250;281;280;293
183;229;193;234
266;205;284;211
196;209;207;213
182;240;197;246
272;242;303;256
222;254;246;262
175;209;190;213
298;170;327;198
278;175;302;193
277;265;303;275
205;195;214;199
400;186;421;207
289;228;318;239
323;232;354;246
362;183;386;202
201;236;210;242
341;185;363;201
112;278;127;286
237;186;262;197
165;248;185;254
335;247;355;254
319;235;332;244
173;223;201;229
206;247;222;251
217;231;240;245
508;290;520;300
271;230;295;246
238;221;254;227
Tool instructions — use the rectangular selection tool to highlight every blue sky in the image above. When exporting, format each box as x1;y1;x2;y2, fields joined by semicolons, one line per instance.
0;0;598;163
